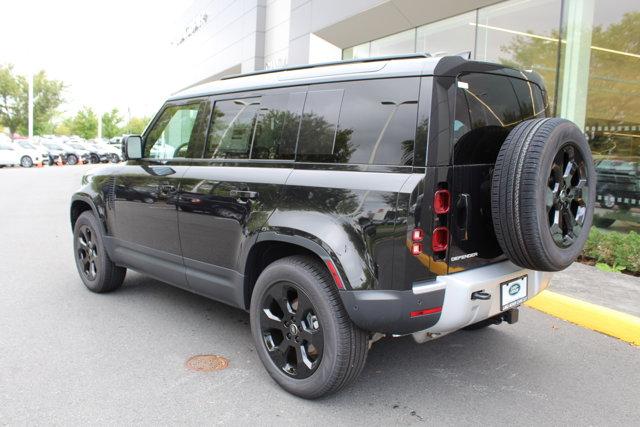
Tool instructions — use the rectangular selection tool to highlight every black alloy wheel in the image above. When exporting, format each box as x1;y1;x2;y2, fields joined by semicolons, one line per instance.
77;225;99;281
73;211;126;292
260;281;323;379
546;143;589;248
250;255;368;398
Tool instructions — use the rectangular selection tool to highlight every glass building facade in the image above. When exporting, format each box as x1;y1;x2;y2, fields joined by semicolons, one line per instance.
344;0;640;234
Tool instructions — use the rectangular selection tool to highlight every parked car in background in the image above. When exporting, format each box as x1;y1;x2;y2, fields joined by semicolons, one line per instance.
58;142;91;165
92;142;122;163
12;140;44;167
67;142;105;164
39;141;69;165
593;159;640;228
0;141;21;167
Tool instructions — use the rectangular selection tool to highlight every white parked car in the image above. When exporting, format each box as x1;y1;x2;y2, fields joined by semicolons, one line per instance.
15;140;47;167
93;142;122;162
0;142;21;167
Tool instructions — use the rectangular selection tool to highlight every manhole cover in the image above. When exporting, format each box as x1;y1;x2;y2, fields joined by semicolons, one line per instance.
186;355;229;372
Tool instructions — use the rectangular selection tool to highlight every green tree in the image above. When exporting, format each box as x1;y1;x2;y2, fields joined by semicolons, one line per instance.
54;117;73;136
70;107;98;139
101;108;123;138
124;116;150;134
0;64;27;138
32;70;65;135
0;65;65;138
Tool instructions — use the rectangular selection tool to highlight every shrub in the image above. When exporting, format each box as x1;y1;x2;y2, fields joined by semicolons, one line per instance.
583;228;640;273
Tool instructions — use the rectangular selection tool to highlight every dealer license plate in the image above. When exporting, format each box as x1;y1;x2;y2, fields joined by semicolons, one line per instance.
500;275;528;310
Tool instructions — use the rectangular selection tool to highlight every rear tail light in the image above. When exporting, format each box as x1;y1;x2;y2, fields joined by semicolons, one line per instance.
434;189;451;214
411;242;424;256
411;228;425;256
432;227;449;252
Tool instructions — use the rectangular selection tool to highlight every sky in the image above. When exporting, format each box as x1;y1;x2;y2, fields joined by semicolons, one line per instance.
0;0;191;119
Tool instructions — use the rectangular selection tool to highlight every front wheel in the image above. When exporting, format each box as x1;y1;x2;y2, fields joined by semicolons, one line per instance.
20;156;33;168
110;153;120;163
73;211;126;293
250;255;368;399
67;154;78;165
90;154;100;164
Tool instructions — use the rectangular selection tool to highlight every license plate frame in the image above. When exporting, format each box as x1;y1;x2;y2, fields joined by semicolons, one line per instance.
500;275;528;310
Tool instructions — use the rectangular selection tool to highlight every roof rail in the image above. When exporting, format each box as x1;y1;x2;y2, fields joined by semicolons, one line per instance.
220;52;433;81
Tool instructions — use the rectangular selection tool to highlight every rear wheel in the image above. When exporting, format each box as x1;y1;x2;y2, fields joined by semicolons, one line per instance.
73;211;126;293
20;156;33;168
90;154;100;164
250;255;368;399
67;154;78;165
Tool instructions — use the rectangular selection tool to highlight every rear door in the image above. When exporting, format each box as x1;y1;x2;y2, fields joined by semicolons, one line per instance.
177;88;305;306
448;72;548;272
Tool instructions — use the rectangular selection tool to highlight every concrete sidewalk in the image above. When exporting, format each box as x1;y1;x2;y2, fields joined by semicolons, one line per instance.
550;262;640;317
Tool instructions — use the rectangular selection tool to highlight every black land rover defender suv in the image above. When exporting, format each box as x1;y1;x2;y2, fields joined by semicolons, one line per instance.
70;54;595;398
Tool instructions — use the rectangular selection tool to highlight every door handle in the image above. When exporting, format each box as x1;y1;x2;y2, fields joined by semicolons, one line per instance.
229;190;258;199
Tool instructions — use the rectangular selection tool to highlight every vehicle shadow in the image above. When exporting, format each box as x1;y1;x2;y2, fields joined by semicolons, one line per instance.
113;272;551;414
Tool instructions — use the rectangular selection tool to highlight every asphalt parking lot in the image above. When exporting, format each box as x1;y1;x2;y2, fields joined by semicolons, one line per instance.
1;165;639;425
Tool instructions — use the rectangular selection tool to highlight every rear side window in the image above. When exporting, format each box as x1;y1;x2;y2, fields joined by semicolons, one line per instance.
252;91;305;160
297;89;343;162
297;78;419;166
453;73;547;165
205;97;261;159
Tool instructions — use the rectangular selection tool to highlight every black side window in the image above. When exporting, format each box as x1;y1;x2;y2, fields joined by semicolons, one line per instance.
337;78;418;166
144;100;210;159
296;79;419;165
297;89;344;163
453;73;547;165
252;91;305;160
204;97;261;159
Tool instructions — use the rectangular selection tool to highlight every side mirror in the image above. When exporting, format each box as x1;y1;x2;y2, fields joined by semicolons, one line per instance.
123;135;143;160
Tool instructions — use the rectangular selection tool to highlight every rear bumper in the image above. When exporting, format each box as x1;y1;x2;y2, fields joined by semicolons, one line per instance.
340;260;552;336
416;261;552;335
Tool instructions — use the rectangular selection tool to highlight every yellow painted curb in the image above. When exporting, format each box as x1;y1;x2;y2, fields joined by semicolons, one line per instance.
525;290;640;346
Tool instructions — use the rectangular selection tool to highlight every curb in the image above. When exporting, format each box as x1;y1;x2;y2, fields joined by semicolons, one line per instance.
525;290;640;346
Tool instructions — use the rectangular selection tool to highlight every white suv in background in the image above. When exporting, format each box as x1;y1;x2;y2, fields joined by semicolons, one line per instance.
15;140;46;167
0;142;21;167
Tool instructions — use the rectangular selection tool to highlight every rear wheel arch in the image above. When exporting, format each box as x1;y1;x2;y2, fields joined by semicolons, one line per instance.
243;235;345;310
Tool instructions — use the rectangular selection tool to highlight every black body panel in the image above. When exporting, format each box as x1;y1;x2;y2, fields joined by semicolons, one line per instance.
70;57;549;335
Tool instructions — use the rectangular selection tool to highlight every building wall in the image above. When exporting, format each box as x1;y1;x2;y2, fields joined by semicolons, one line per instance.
170;0;640;234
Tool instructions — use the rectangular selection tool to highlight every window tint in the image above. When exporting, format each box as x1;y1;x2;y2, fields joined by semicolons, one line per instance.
297;78;419;165
297;89;343;162
145;101;209;159
338;79;418;166
205;97;260;159
251;91;305;160
453;73;547;165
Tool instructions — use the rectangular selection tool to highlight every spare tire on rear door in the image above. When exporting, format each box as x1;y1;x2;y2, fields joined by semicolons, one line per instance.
491;118;595;271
